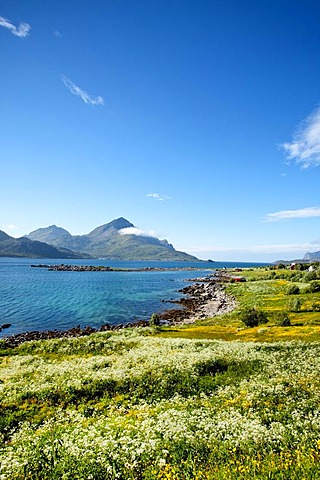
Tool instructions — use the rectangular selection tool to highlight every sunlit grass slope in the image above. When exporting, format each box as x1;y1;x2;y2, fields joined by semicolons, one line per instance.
1;330;320;479
159;266;320;342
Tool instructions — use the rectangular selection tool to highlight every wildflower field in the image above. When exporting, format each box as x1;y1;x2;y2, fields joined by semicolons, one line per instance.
1;330;320;479
1;265;320;479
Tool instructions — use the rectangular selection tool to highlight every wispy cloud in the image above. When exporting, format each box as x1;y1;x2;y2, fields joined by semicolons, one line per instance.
119;227;157;237
2;224;19;231
61;75;104;106
54;30;62;38
186;242;320;255
146;193;171;201
282;106;320;168
0;16;30;37
265;207;320;222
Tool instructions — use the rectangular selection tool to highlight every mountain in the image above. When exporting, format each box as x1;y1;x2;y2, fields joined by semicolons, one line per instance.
26;217;199;261
303;251;320;261
27;225;72;244
0;231;11;242
0;231;90;259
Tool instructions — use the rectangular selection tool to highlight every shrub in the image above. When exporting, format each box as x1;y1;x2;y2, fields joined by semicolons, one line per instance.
311;302;320;312
304;271;318;282
290;273;303;282
288;298;302;312
277;263;286;270
275;312;291;327
240;308;268;328
286;285;300;295
150;313;160;326
306;281;320;293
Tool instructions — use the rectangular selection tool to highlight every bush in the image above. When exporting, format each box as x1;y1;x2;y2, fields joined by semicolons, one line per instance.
311;302;320;312
306;281;320;293
277;263;286;270
286;285;300;295
304;271;318;282
240;308;268;328
288;298;302;312
275;312;291;327
290;273;303;282
150;313;160;326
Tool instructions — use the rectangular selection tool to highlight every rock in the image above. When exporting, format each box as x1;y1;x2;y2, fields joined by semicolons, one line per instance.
158;275;236;324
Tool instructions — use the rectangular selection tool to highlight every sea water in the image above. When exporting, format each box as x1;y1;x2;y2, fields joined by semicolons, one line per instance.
0;258;268;336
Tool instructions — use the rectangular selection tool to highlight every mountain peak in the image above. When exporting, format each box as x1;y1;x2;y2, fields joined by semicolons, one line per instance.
28;225;72;242
21;218;199;261
88;218;134;237
108;217;134;230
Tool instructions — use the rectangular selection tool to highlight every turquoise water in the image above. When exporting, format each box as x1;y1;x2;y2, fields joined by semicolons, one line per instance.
0;258;268;336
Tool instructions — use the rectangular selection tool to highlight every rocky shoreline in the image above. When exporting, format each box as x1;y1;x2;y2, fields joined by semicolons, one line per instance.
0;273;236;349
158;275;236;324
31;264;203;272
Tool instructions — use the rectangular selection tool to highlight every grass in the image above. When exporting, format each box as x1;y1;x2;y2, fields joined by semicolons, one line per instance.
1;265;320;478
157;266;320;342
156;324;320;342
1;331;320;478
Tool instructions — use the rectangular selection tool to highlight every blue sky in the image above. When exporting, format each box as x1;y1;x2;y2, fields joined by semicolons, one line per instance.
1;0;320;262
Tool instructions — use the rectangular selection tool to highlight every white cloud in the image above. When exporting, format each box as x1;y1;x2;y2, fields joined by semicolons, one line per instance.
2;224;19;231
119;227;157;237
282;106;320;168
61;75;104;106
0;16;30;38
175;240;320;261
186;242;320;255
265;207;320;222
146;193;171;201
54;30;62;37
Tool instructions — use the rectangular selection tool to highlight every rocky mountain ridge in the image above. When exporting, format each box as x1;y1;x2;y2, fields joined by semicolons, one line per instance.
303;251;320;261
26;217;198;261
0;231;88;259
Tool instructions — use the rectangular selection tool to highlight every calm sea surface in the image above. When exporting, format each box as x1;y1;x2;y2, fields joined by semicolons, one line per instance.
0;258;268;336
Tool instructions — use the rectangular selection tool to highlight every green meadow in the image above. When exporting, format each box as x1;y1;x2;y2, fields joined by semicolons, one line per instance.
1;265;320;479
159;265;320;342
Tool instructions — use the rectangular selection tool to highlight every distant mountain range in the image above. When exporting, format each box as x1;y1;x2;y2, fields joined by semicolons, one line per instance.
275;249;320;264
303;251;320;261
24;217;199;261
0;230;88;259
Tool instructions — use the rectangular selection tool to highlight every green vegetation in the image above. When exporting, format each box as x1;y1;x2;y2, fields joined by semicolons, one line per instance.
150;313;161;326
306;280;320;293
275;312;291;327
0;230;85;259
159;263;320;342
287;297;302;312
1;331;320;479
239;307;268;327
286;284;300;295
1;263;320;478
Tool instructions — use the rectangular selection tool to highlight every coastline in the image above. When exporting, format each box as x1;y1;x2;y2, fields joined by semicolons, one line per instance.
158;273;236;324
1;272;236;348
31;264;205;272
